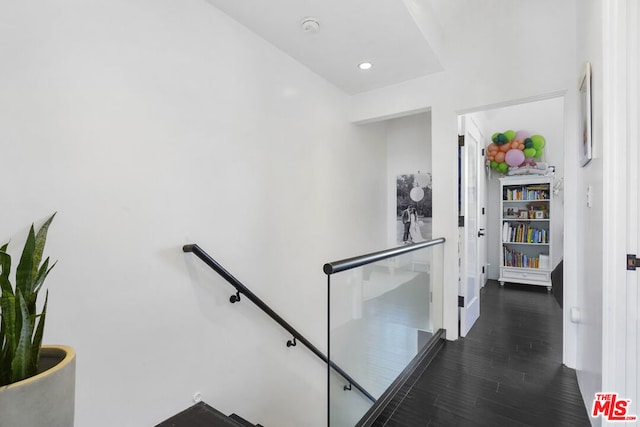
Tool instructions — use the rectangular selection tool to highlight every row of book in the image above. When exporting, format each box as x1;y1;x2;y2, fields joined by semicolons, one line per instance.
502;222;548;243
503;186;549;201
503;248;542;268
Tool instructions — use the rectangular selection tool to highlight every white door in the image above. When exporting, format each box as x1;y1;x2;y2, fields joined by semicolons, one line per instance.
459;116;484;337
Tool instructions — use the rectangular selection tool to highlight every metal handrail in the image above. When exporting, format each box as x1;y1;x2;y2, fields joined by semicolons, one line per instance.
323;238;446;275
182;243;376;403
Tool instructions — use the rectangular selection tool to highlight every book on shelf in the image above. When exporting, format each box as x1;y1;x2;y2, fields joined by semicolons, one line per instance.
504;186;550;201
501;222;549;243
503;247;542;268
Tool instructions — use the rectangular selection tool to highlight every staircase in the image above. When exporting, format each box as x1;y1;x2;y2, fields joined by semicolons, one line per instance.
156;402;263;427
175;241;446;427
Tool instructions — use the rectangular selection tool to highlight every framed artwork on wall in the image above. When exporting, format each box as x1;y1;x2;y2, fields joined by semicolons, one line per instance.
396;173;432;244
579;62;592;167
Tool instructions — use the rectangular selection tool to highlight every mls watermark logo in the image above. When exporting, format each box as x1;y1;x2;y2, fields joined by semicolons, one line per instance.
592;393;637;422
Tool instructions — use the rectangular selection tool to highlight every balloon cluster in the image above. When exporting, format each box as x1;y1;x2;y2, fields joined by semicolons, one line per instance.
487;130;546;174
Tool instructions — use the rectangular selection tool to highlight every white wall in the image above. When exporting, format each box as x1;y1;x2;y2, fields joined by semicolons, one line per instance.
473;98;565;280
571;0;604;420
0;1;388;426
349;0;577;341
384;112;432;246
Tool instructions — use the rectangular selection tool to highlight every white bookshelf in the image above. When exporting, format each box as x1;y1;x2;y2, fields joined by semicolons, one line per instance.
498;175;553;290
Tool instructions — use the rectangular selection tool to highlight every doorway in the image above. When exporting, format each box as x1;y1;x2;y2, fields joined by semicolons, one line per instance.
458;96;565;338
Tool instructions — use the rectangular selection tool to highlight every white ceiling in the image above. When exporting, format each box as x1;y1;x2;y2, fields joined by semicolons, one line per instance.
205;0;445;94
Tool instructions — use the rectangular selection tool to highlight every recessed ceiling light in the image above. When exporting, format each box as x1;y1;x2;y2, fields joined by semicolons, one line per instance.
358;62;373;70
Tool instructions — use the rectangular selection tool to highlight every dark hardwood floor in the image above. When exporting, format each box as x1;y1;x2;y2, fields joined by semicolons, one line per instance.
376;280;591;427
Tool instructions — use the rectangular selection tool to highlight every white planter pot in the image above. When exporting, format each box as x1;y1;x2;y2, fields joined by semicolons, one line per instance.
0;345;76;427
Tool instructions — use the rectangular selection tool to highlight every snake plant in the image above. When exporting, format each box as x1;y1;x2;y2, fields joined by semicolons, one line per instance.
0;213;56;386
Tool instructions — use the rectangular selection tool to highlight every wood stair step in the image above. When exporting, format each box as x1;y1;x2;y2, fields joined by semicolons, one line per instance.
156;402;255;427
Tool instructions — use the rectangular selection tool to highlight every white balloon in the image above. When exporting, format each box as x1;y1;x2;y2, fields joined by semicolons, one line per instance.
410;187;424;202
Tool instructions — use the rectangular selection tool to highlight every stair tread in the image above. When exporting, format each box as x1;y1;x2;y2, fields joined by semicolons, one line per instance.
156;402;245;427
229;413;258;426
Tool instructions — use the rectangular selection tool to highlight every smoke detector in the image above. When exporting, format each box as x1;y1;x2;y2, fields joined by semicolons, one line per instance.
300;17;320;34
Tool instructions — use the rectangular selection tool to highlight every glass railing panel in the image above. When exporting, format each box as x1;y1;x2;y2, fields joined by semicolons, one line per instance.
328;242;444;426
329;369;373;427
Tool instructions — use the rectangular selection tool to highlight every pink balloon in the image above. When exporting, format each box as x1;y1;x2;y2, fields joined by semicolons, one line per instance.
515;130;531;141
505;148;525;167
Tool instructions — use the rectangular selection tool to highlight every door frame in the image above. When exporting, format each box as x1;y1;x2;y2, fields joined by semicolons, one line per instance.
602;0;639;411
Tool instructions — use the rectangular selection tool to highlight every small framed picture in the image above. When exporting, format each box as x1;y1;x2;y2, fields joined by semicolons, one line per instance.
579;62;592;167
519;210;528;219
534;211;545;219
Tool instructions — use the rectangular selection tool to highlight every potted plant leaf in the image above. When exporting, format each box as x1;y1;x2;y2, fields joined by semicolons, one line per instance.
0;213;76;426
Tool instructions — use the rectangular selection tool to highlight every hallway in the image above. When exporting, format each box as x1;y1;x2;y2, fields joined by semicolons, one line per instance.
375;281;590;426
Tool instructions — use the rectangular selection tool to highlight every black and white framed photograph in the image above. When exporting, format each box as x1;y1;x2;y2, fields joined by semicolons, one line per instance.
579;62;592;167
396;173;432;244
